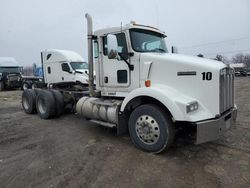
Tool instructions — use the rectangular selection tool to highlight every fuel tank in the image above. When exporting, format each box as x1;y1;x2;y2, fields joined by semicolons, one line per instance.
76;97;122;124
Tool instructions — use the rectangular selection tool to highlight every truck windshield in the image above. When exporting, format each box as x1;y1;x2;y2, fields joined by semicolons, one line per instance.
130;29;167;53
70;62;88;70
0;67;21;73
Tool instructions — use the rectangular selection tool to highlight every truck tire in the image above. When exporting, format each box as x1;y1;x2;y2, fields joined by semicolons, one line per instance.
34;88;41;95
49;89;64;117
128;104;175;153
22;82;30;90
22;89;37;114
36;90;56;119
31;83;38;89
0;81;4;91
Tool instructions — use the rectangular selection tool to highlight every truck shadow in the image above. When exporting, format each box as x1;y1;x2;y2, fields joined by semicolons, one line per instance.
66;113;213;157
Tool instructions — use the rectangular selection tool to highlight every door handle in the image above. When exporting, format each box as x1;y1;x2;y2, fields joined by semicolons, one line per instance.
62;77;64;80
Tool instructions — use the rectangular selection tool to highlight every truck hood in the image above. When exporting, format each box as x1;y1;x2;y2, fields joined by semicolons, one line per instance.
75;69;89;75
140;53;225;71
139;53;227;119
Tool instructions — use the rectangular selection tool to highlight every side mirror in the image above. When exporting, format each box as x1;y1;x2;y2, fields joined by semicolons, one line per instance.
107;34;118;59
171;46;178;54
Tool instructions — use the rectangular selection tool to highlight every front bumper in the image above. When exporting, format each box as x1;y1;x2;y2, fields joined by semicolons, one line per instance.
195;106;237;144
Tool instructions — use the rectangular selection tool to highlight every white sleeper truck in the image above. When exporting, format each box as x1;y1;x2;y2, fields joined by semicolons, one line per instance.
21;14;237;153
21;49;89;89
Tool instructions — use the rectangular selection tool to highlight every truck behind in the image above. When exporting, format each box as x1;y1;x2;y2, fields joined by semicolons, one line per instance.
0;57;22;91
21;49;89;90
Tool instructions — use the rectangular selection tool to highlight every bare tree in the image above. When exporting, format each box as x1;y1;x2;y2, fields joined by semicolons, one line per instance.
244;54;250;68
232;53;245;64
231;53;250;68
214;54;229;64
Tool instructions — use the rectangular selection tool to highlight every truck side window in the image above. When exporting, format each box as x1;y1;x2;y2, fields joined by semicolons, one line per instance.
47;67;51;74
94;40;99;58
103;33;128;60
61;63;70;72
47;54;52;60
117;70;127;83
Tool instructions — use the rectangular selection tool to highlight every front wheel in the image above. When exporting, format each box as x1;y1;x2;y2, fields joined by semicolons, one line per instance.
129;104;175;153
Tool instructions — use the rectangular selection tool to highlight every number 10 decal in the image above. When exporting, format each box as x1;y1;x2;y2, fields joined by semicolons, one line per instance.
202;72;212;80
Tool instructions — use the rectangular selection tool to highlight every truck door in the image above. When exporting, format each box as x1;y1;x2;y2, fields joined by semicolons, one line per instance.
60;62;74;82
101;33;130;88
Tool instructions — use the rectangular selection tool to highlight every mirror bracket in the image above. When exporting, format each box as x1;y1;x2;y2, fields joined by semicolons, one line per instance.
128;52;134;57
92;35;97;40
118;53;134;71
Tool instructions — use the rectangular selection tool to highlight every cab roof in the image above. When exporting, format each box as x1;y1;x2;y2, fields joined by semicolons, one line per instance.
94;22;167;37
44;49;84;63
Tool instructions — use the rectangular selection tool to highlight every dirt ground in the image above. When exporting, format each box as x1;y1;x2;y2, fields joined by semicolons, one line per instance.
0;77;249;188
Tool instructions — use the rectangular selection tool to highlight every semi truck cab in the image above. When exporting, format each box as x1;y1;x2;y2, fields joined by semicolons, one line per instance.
41;49;89;85
21;49;90;90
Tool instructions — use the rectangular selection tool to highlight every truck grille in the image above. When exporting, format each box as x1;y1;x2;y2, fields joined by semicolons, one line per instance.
7;74;20;81
220;67;234;113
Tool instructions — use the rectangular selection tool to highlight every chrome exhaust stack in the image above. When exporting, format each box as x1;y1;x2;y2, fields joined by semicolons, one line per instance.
85;13;98;97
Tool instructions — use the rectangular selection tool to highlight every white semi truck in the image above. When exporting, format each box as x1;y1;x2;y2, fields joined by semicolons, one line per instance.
21;14;237;153
21;49;89;89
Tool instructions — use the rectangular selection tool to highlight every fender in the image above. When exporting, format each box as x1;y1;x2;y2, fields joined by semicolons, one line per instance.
120;84;214;122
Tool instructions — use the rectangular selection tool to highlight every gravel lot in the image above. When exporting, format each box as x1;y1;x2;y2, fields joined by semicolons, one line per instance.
0;77;250;188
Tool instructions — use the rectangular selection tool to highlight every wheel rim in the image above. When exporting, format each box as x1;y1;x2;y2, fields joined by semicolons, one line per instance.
135;115;160;145
37;97;46;114
23;83;28;90
23;97;29;110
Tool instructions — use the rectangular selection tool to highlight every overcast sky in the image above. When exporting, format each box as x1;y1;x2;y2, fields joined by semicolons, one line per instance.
0;0;250;66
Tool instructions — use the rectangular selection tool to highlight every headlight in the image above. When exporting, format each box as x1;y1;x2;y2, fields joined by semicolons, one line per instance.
186;101;198;113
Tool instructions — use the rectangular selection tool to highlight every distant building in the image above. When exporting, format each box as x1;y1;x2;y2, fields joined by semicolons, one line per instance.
229;63;247;72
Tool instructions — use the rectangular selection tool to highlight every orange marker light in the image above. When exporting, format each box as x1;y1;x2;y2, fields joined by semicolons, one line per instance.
145;80;151;87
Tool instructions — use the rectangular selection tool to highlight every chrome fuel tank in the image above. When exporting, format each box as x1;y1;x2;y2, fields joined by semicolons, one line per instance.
76;97;122;124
